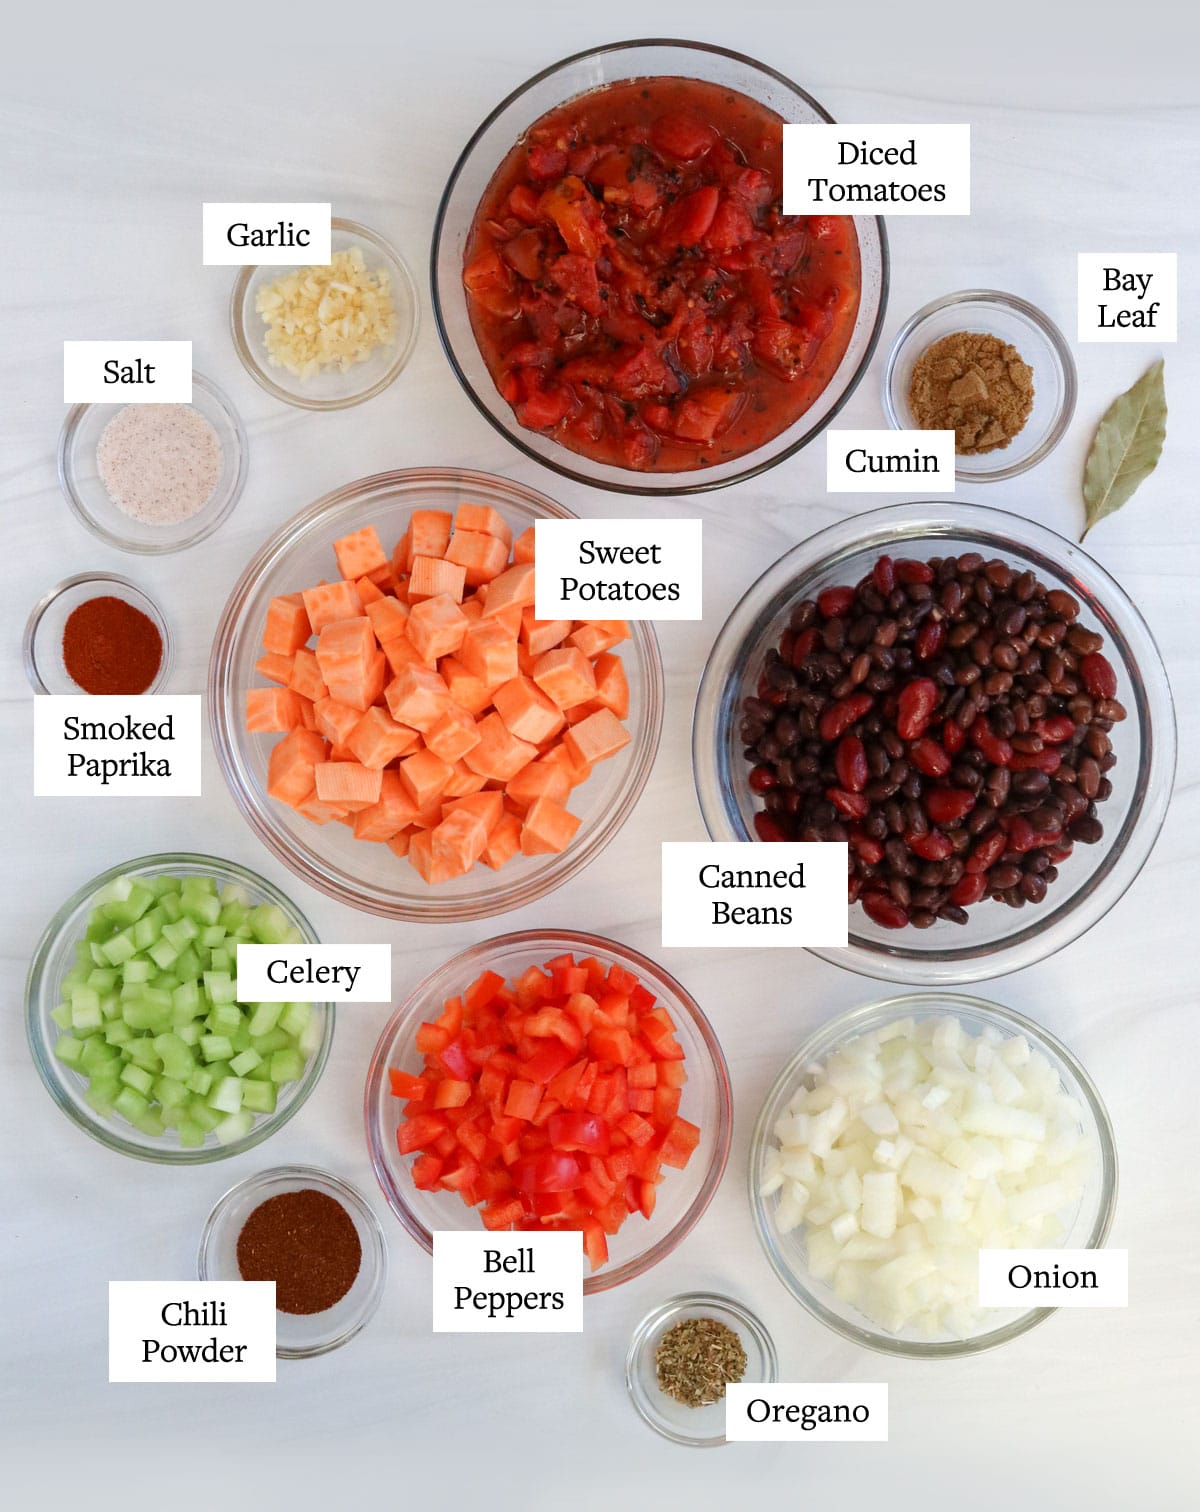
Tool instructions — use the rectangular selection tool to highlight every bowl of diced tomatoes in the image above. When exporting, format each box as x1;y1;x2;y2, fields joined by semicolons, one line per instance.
209;469;663;921
364;931;732;1291
432;39;888;494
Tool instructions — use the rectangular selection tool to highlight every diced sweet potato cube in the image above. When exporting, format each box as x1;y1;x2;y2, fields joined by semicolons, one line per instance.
325;647;387;712
544;738;592;787
409;555;467;604
315;761;383;811
383;635;429;675
263;593;312;656
316;617;375;679
521;610;572;655
569;620;630;658
347;706;419;768
355;575;385;607
478;596;523;638
289;647;328;704
455;502;513;546
255;652;294;686
492;676;566;745
352;770;418;841
442;790;504;830
297;697;319;731
409;509;453;560
445;529;509;587
407;593;469;663
441;656;491;716
590;652;630;718
313;696;363;748
520;796;582;856
302;579;364;633
246;687;304;733
563;708;631;766
532;647;596;709
392;528;412;576
398;747;455;809
459;619;519;688
408;828;460;885
431;808;489;874
385;664;452;732
443;760;488;797
425;702;482;764
463;712;538;782
386;829;412;860
333;525;388;581
295;793;350;825
513;526;536;563
505;759;572;812
481;562;536;616
266;728;328;806
366;596;410;644
482;811;523;869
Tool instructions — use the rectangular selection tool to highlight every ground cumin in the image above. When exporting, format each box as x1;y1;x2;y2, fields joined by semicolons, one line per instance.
909;331;1034;455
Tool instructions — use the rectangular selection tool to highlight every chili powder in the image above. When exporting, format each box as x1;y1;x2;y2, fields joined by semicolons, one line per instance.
236;1189;362;1315
62;595;163;695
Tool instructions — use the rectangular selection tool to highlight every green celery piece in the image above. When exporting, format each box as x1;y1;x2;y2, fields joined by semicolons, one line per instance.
86;967;118;993
72;999;103;1035
132;907;167;952
183;891;222;928
173;946;203;984
220;881;253;907
208;946;233;973
99;994;122;1021
247;1002;282;1036
279;1001;311;1037
142;986;171;1012
249;903;291;945
203;971;236;1006
200;1034;234;1063
176;1022;202;1047
50;1003;73;1030
132;1109;166;1138
125;1039;163;1074
69;982;101;1016
250;1028;290;1055
85;1081;119;1116
172;979;202;1016
150;873;182;897
218;901;251;933
120;1063;154;1096
187;1067;214;1097
154;1032;196;1081
154;1075;190;1109
199;924;227;948
245;1060;274;1082
214;1110;253;1146
188;1101;221;1132
241;1079;277;1114
177;1119;206;1148
88;941;109;967
207;1076;244;1114
147;937;179;971
229;1048;261;1077
100;929;137;967
269;1048;304;1084
207;1003;241;1036
162;917;199;950
158;890;183;923
230;1023;252;1054
54;1034;85;1068
104;1021;134;1047
80;1037;120;1074
113;1086;150;1124
122;958;154;984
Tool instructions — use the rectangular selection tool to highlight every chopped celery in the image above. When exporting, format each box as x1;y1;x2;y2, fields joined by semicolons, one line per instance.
200;1034;234;1063
249;903;291;944
269;1049;304;1083
214;1110;254;1145
207;1003;242;1037
279;1002;311;1037
50;1003;73;1030
208;1076;244;1114
203;971;236;1006
247;1002;282;1036
229;1048;261;1077
187;1067;214;1097
54;1034;84;1067
119;1063;155;1096
241;1079;277;1114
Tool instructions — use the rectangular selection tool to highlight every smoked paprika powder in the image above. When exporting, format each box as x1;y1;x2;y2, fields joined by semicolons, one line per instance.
62;595;163;695
236;1188;362;1315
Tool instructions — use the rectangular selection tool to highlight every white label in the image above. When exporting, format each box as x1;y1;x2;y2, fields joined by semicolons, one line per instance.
726;1383;889;1442
533;518;702;621
63;341;192;403
236;943;391;1002
827;429;955;492
660;842;848;949
108;1282;276;1382
979;1248;1128;1307
33;696;202;798
202;202;331;266
784;124;970;214
432;1232;582;1333
1077;254;1176;342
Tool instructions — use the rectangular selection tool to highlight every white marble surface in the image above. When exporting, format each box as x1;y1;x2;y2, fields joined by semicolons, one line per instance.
3;7;1197;1507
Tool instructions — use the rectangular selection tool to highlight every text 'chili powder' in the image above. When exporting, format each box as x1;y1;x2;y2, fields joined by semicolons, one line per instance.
236;1189;362;1315
62;595;163;695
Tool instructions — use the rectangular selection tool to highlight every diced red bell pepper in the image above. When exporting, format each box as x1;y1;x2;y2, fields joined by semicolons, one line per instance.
547;1111;610;1154
388;1068;427;1100
658;1116;701;1169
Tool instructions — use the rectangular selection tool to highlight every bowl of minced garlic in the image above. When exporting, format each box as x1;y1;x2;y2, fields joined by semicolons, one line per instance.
231;217;419;410
883;289;1077;482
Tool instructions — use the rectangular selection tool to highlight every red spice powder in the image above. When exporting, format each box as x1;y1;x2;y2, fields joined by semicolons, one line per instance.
236;1189;362;1316
62;595;163;695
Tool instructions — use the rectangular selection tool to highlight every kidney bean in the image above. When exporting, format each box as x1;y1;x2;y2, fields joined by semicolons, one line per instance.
951;873;987;906
1035;715;1075;743
748;765;777;793
908;830;953;861
1021;873;1048;904
1080;652;1118;699
754;812;789;842
1010;748;1062;774
862;891;909;929
926;788;977;824
966;829;1007;873
897;679;939;740
910;738;952;778
835;735;868;793
817;692;874;741
970;717;1013;767
826;787;870;820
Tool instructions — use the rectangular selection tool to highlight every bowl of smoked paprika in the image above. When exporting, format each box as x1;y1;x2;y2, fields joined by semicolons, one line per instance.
24;573;172;695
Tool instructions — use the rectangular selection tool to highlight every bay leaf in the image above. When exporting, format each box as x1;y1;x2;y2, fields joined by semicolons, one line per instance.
1081;359;1167;540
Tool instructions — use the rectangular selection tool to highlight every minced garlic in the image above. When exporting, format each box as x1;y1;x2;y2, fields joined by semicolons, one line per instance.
255;245;396;379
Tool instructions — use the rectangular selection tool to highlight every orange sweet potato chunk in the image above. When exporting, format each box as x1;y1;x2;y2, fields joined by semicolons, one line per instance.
459;619;519;688
505;759;572;812
519;796;582;856
246;687;304;733
590;652;629;718
302;580;365;634
563;708;631;766
492;676;566;745
568;620;630;658
455;502;513;546
324;647;387;713
314;696;364;749
347;706;419;769
263;593;312;656
408;828;459;885
267;728;328;806
445;530;509;587
366;596;410;644
314;761;384;811
385;664;452;732
532;647;596;709
441;656;491;716
316;617;375;678
255;652;295;686
352;769;419;841
521;610;572;656
463;712;538;782
443;759;488;798
409;509;454;561
430;808;489;875
409;555;467;604
481;562;536;615
333;525;389;581
425;702;483;764
407;594;469;663
442;790;504;831
289;647;329;704
482;811;523;869
398;747;455;809
513;526;536;563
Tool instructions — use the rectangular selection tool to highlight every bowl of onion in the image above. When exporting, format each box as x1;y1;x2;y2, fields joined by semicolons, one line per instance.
749;993;1116;1357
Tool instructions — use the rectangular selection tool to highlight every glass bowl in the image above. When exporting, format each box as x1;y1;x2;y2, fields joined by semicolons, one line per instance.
231;217;419;410
693;501;1176;984
431;38;888;495
626;1291;778;1447
58;371;248;553
198;1165;388;1358
209;468;664;922
364;930;732;1293
26;854;333;1163
749;994;1117;1358
882;291;1076;482
24;573;173;695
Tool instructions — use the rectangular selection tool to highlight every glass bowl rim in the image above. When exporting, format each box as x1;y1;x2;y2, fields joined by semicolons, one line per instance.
57;370;249;554
429;35;890;496
692;498;1177;984
747;991;1119;1359
230;216;420;411
880;288;1078;483
625;1289;780;1446
207;466;665;922
25;851;334;1164
23;571;174;695
363;927;733;1293
197;1163;388;1358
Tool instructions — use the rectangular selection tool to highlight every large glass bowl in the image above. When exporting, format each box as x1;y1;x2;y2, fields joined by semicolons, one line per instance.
749;994;1118;1358
693;501;1176;983
364;931;732;1293
209;469;663;922
431;38;889;495
25;854;333;1164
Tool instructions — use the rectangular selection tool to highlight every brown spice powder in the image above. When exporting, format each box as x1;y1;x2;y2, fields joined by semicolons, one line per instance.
909;330;1034;455
236;1189;362;1315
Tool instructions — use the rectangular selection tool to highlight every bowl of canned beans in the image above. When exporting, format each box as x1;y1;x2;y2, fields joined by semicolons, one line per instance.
692;501;1176;984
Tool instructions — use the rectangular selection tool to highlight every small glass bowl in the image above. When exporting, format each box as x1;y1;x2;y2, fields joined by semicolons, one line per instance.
58;371;248;553
882;290;1077;482
432;38;888;495
626;1292;778;1447
749;994;1117;1358
693;501;1176;984
198;1166;388;1359
26;854;333;1163
231;217;419;410
24;573;173;695
209;468;663;922
364;931;732;1293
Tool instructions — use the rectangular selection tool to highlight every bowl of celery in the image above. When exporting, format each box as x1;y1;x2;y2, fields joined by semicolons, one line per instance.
26;854;332;1162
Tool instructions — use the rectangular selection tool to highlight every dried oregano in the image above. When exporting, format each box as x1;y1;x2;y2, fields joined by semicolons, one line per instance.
655;1317;748;1408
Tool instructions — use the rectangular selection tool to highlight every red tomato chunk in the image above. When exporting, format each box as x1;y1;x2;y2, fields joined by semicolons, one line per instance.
390;953;700;1269
463;76;862;473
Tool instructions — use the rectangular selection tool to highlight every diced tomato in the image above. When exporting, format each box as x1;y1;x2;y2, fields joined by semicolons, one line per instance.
649;109;718;161
659;185;720;249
